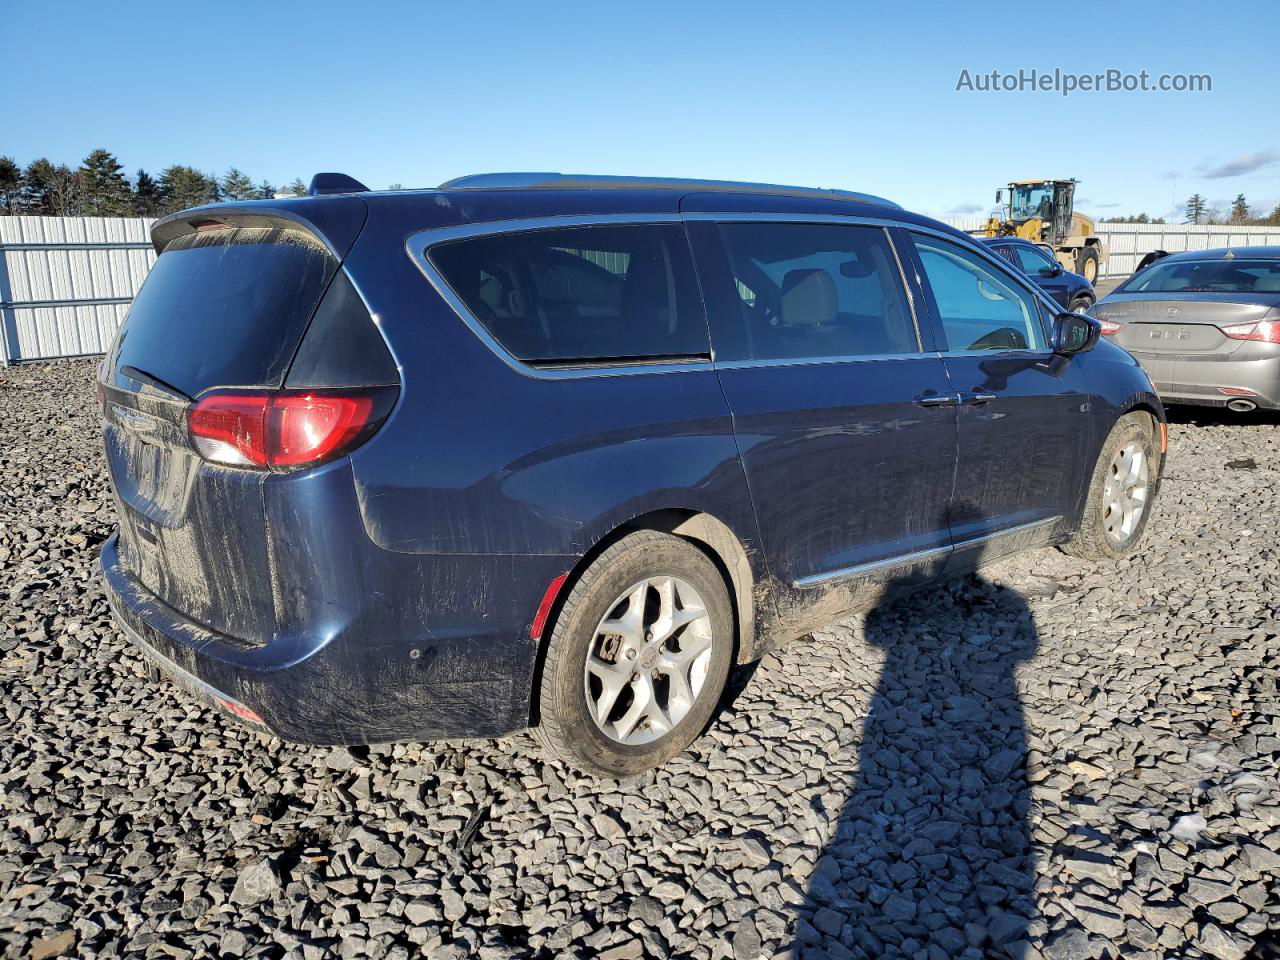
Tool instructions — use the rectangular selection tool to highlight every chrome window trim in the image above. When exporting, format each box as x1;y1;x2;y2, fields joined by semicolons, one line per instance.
884;228;924;350
404;211;1065;379
405;214;708;381
716;352;937;371
937;348;1055;359
794;515;1061;589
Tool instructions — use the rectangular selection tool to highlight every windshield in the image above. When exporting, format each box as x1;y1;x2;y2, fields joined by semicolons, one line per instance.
1010;184;1053;221
1124;258;1280;294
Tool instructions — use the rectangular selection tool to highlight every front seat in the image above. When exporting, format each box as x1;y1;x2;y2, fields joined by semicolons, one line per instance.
780;268;837;327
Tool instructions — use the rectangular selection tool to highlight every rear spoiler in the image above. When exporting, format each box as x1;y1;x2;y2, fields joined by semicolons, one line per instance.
150;196;369;260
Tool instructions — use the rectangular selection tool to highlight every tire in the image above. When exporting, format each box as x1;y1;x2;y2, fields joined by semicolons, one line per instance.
1068;295;1093;315
534;530;735;777
1062;413;1158;561
1075;246;1100;284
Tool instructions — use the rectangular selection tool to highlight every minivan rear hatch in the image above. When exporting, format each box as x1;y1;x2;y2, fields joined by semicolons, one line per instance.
101;200;369;645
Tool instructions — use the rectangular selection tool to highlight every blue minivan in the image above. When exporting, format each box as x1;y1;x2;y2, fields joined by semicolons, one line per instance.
99;173;1164;775
980;237;1096;313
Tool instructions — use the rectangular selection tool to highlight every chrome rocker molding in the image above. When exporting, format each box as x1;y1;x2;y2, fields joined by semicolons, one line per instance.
794;515;1062;589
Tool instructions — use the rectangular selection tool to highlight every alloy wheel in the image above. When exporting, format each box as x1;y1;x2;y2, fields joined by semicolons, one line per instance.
583;576;714;745
1102;441;1149;546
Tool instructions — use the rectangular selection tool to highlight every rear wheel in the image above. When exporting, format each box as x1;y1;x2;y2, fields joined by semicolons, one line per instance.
1063;413;1157;560
1075;246;1100;283
534;531;734;777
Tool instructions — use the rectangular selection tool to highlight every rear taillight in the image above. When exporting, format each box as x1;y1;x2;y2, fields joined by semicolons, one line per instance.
1097;319;1122;336
187;388;393;469
1219;319;1280;343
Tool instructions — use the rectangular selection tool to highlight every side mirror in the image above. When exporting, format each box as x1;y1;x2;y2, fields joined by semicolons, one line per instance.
1039;264;1063;277
1053;312;1100;356
995;189;1004;204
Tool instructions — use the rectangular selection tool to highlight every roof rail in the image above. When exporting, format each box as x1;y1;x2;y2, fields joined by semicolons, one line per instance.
437;172;899;209
308;172;369;196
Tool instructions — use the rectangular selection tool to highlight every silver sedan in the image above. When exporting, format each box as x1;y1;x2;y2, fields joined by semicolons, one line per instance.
1091;246;1280;412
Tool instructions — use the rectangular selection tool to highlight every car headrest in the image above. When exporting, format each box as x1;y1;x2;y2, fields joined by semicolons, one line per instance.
781;269;837;326
840;257;874;279
478;276;505;311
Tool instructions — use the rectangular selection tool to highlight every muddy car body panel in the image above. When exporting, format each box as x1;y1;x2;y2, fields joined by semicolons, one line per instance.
100;176;1165;745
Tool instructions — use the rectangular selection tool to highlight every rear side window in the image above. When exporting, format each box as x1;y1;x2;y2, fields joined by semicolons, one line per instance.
113;227;337;396
714;222;918;362
428;224;708;365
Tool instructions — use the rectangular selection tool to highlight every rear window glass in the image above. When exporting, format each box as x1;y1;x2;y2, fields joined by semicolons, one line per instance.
427;224;707;364
1125;258;1280;294
113;227;336;396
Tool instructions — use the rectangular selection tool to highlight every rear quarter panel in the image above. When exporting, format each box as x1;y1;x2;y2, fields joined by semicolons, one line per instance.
341;198;769;592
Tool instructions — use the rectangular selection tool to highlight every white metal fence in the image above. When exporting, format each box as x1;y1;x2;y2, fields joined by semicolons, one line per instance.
942;218;1280;277
4;215;1280;364
0;216;156;365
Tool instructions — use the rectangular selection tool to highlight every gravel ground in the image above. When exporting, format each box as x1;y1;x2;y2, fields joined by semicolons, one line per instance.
2;360;1278;960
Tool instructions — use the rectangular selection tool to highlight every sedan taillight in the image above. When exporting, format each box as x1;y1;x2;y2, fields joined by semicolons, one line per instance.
1097;319;1122;336
187;388;394;469
1220;319;1280;343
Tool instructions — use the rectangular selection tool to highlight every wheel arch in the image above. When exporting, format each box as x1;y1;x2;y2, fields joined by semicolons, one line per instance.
527;508;762;726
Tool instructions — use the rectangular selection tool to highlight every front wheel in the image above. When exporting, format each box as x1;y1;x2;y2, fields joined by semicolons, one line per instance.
1062;413;1158;560
534;531;734;777
1068;295;1094;315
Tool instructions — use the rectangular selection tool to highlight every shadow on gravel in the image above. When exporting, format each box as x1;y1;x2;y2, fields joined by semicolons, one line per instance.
1161;404;1280;427
798;567;1039;959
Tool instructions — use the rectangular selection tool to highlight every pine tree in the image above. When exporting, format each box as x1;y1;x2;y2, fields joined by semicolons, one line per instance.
1184;194;1207;224
20;158;55;213
287;177;307;196
1230;194;1250;223
220;167;256;201
134;170;162;216
159;165;219;212
79;149;134;216
0;156;21;213
255;179;276;199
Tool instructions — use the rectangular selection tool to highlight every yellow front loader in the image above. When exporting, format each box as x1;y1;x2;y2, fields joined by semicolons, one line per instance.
984;179;1107;283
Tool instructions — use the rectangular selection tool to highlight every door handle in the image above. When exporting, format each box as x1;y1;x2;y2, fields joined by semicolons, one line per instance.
914;392;960;407
961;392;998;405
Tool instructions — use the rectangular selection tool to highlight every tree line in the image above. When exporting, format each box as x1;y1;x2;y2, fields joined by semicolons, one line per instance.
0;149;310;217
1104;194;1280;227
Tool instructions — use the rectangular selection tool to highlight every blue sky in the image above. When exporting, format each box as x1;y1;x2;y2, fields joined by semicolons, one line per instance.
8;0;1278;221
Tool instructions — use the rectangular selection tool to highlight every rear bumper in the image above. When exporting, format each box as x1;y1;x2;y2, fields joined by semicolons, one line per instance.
1171;352;1280;409
101;531;550;744
1132;351;1280;410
